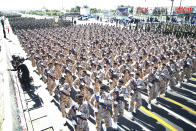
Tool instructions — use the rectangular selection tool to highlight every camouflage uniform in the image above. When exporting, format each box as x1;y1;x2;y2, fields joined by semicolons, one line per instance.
79;75;92;103
126;78;143;112
47;67;56;95
110;85;127;123
90;91;113;131
146;72;159;105
57;83;72;117
68;103;89;131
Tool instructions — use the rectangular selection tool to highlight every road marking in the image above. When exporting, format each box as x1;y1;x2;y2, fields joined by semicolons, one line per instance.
140;93;196;129
156;103;196;128
162;96;196;115
140;106;178;131
167;91;196;105
190;77;196;81
123;110;151;131
174;84;196;95
125;97;177;131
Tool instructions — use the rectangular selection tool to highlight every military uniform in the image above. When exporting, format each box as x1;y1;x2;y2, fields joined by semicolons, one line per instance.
79;72;92;103
110;80;128;127
145;70;159;109
126;75;143;113
47;66;56;95
68;94;89;131
57;82;72;117
90;85;113;131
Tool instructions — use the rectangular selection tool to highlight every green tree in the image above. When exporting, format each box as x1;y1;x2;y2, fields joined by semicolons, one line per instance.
110;9;115;13
75;6;81;12
70;6;80;13
83;5;89;8
97;9;103;13
91;8;98;14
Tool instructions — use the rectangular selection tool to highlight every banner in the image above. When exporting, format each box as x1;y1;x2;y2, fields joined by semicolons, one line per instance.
137;7;148;14
175;7;193;14
116;7;129;16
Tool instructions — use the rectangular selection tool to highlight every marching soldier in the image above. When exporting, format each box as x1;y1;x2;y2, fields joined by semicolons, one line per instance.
92;78;102;94
56;76;72;118
65;69;73;88
145;67;160;109
90;85;113;131
47;63;56;95
126;72;144;118
110;79;128;129
79;84;92;104
68;94;90;131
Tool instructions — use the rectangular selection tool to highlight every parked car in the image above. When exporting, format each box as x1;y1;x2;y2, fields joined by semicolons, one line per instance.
78;16;88;21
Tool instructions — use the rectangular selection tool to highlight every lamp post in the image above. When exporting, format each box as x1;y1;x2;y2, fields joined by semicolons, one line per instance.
179;0;182;7
170;0;174;16
170;0;174;22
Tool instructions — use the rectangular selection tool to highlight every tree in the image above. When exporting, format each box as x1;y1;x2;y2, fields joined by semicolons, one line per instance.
75;6;81;12
83;5;89;8
97;9;103;13
110;9;116;13
70;6;80;13
91;8;98;14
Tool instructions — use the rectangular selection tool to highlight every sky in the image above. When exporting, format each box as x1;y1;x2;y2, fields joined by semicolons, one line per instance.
0;0;196;10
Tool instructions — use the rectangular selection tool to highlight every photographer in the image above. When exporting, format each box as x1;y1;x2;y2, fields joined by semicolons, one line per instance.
8;60;31;90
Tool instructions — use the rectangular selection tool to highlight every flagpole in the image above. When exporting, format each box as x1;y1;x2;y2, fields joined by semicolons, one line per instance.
179;0;182;7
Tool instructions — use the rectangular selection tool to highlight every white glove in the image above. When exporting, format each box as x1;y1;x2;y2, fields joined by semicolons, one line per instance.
55;80;59;85
94;108;98;112
76;110;82;116
99;99;105;103
119;94;124;97
149;83;153;87
131;90;134;94
72;120;77;125
137;86;143;89
60;87;64;91
114;101;118;105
